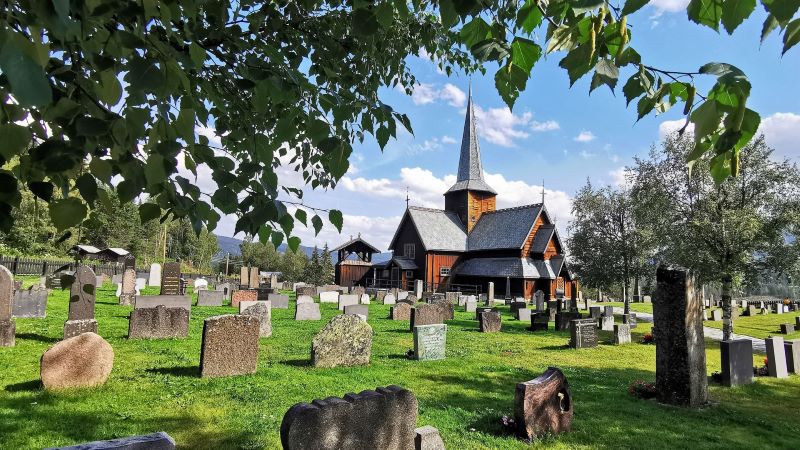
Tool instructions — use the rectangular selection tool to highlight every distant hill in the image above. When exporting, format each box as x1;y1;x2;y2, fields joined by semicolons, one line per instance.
214;234;391;263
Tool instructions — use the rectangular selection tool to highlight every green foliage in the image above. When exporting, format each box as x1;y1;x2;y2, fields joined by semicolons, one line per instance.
0;0;795;245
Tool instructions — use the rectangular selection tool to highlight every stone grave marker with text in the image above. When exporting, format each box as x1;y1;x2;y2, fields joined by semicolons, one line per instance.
161;262;181;295
569;319;597;349
12;286;47;318
413;323;446;361
128;305;189;339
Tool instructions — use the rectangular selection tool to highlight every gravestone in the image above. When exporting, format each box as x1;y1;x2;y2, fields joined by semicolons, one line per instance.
569;319;598;349
360;293;370;305
465;301;477;313
268;293;290;309
479;311;501;332
765;337;788;378
518;308;532;323
231;290;258;308
311;314;373;368
555;311;580;331
743;305;757;316
600;315;614;331
652;266;707;407
44;432;175;450
780;323;795;334
475;306;496;320
785;340;800;374
0;265;15;346
40;332;113;390
161;262;181;295
119;268;136;306
320;291;339;303
391;303;412;320
414;279;423;298
193;278;209;291
510;301;527;319
123;253;136;270
397;290;409;301
197;289;224;306
217;282;232;299
240;301;272;337
413;324;446;361
530;312;548;331
200;314;260;378
720;339;753;386
344;304;369;319
134;295;191;311
135;277;147;291
255;287;273;301
534;290;545;311
546;306;556;322
64;265;98;339
411;303;444;330
711;309;722;321
488;281;495;304
295;302;321;321
415;426;445;450
602;306;614;317
111;273;122;284
515;367;573;440
240;266;250;288
589;306;601;319
383;293;396;305
249;267;260;288
297;294;314;304
128;305;189;339
280;385;417;450
338;294;359;311
613;324;631;345
296;286;316;297
445;291;459;304
796;316;800;328
12;286;48;318
148;263;162;287
622;313;638;329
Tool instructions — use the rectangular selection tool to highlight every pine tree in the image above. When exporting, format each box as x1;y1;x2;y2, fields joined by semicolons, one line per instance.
305;246;322;285
320;244;335;285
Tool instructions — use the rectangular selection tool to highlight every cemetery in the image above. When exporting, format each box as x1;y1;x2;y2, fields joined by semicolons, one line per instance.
0;268;799;449
3;1;800;448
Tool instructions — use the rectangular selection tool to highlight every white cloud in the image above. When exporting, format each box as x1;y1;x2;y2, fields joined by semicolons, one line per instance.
404;82;466;107
579;150;595;159
531;120;560;132
760;112;800;158
658;118;694;140
574;131;596;142
609;167;628;187
650;0;690;14
473;105;532;147
441;135;458;145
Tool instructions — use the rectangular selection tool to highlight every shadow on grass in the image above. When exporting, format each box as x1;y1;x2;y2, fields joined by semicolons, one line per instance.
145;366;199;377
282;359;310;367
5;379;41;392
16;333;59;343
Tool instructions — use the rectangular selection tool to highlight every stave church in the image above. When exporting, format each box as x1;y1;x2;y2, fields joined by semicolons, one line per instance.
334;89;578;301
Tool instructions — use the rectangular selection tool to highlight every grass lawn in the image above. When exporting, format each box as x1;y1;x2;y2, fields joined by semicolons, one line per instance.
1;283;800;449
705;311;800;341
604;302;653;315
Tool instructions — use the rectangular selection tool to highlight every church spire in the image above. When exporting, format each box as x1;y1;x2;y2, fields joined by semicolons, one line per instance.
446;85;497;195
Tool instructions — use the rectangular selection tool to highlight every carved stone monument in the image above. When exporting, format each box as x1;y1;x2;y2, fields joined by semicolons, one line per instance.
64;265;97;339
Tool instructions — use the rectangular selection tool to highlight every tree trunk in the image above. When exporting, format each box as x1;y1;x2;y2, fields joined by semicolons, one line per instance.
721;274;733;341
623;279;630;315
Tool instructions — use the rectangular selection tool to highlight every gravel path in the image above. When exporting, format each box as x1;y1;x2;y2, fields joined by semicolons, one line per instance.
611;307;766;353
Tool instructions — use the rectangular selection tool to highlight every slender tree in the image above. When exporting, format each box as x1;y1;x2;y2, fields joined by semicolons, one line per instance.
632;134;800;340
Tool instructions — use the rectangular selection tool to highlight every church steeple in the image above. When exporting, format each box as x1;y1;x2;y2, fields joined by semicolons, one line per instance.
444;85;497;232
446;85;497;195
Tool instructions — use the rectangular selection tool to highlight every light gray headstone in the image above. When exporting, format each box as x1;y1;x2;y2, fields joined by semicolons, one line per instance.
268;293;289;309
134;295;191;311
413;324;446;361
193;278;209;291
148;263;162;287
12;286;48;318
296;294;314;304
240;300;272;337
344;304;369;319
360;293;371;304
338;294;360;311
766;337;788;378
383;294;396;305
0;265;16;347
319;291;338;303
135;278;147;290
197;290;224;306
295;302;321;320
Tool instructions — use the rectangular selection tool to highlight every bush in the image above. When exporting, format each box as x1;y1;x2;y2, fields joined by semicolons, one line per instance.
628;380;657;399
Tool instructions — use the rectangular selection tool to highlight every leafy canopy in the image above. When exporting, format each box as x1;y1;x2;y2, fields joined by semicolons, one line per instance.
1;0;797;246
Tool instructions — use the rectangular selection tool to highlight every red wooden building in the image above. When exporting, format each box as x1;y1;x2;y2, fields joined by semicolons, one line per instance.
375;89;578;300
332;234;380;288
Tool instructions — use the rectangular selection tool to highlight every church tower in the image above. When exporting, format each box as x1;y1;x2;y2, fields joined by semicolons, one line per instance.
444;87;497;232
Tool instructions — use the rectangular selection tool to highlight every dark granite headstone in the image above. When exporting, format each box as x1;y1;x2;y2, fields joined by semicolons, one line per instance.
653;266;708;407
410;303;444;330
200;314;260;377
122;254;136;270
530;312;548;331
510;301;527;318
515;367;572;440
160;262;181;296
589;306;601;319
569;319;597;349
479;311;501;332
0;265;15;347
64;265;98;339
720;339;753;386
780;323;795;334
555;312;580;331
475;306;497;321
44;431;176;450
280;386;417;450
128;305;189;339
785;340;800;374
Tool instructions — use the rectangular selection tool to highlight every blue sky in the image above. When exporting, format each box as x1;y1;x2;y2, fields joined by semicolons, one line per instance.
209;4;800;250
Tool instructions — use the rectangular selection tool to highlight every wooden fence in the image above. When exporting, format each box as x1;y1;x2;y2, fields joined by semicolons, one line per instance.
0;256;123;277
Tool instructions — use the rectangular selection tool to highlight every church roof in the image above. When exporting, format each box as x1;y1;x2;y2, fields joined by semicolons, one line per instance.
453;257;561;279
388;206;467;252
330;235;380;254
530;224;556;253
446;87;497;195
468;204;543;251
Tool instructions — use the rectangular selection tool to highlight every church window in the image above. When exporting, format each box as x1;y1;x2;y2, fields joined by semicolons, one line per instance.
440;267;451;277
404;243;415;258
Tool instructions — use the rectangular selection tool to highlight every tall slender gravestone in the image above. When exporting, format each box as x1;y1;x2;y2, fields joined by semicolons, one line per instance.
652;266;707;407
249;267;260;288
64;265;98;339
149;263;162;287
488;281;495;304
161;262;181;295
119;268;136;306
0;265;16;346
240;266;250;288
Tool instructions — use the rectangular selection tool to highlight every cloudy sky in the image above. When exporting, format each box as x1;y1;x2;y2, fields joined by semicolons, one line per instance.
206;5;800;251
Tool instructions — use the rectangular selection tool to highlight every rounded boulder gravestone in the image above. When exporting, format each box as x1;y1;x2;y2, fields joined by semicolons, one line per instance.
41;332;114;390
311;315;372;368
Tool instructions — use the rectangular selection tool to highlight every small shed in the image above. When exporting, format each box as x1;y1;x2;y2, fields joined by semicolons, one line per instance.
70;245;101;260
96;247;130;263
332;235;380;288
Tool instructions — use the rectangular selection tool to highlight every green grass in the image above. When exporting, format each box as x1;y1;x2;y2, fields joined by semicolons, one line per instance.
704;311;800;341
2;284;800;449
605;302;653;315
